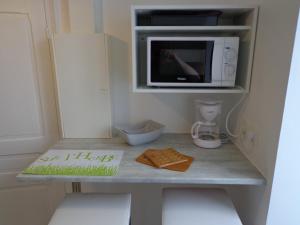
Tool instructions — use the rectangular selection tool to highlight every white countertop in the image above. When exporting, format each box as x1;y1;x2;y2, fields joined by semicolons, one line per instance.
17;134;265;185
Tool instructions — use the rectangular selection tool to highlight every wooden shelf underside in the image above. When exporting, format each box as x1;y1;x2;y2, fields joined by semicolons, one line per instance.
135;25;251;32
134;86;246;94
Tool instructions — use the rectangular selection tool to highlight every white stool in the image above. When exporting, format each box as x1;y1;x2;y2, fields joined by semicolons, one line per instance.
48;193;131;225
162;189;242;225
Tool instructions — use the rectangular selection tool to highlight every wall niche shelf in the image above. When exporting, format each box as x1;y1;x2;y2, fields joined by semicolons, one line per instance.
134;86;245;94
134;26;252;32
131;5;259;93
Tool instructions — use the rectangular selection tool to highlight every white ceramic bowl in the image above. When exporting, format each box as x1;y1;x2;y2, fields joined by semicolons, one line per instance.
116;120;165;146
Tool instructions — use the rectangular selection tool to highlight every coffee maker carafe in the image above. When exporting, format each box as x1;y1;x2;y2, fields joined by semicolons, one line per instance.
191;100;222;149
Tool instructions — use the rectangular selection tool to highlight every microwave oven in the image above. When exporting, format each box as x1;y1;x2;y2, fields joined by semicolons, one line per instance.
147;36;239;87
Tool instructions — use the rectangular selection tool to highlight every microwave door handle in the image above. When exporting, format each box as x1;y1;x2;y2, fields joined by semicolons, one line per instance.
204;42;214;83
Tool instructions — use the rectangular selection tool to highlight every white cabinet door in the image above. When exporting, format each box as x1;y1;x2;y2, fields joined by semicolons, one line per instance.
0;2;58;155
0;1;65;225
52;34;112;138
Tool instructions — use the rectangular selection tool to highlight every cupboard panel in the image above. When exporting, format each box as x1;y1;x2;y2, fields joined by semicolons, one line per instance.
52;34;112;138
0;13;43;141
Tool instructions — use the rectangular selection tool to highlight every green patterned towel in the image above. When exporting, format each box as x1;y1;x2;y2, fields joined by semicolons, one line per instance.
23;150;123;176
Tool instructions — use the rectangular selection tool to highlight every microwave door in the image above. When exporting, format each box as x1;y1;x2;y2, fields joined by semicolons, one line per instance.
148;39;215;87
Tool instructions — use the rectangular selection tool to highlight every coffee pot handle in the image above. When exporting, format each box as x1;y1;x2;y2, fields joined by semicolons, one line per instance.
191;121;203;139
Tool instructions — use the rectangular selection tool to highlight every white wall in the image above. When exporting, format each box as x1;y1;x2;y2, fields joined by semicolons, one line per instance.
265;10;300;225
229;1;300;225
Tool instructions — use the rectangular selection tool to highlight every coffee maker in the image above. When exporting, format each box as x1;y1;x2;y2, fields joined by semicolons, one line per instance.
191;100;222;149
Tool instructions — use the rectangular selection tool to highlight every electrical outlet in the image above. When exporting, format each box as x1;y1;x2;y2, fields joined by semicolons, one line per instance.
241;130;256;149
239;119;257;151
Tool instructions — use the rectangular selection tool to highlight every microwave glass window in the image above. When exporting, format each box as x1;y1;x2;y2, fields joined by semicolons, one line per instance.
151;41;214;84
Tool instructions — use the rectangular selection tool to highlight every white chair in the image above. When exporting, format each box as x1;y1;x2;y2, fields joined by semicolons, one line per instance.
48;193;131;225
162;188;243;225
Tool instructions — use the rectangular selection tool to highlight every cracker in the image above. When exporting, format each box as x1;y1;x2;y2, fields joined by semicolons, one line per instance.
164;154;193;172
144;148;188;168
136;148;194;172
136;152;156;167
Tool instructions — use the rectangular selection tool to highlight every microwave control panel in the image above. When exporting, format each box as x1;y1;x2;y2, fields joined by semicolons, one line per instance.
222;37;239;86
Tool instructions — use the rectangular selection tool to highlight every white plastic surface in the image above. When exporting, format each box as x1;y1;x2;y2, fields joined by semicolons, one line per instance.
48;193;131;225
193;137;222;149
163;189;242;225
116;120;164;145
